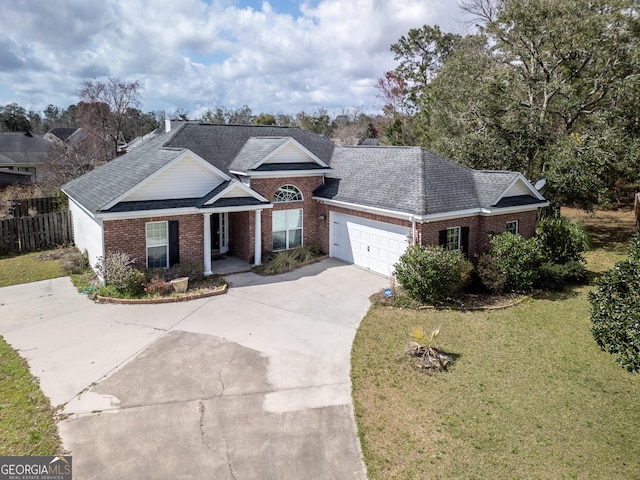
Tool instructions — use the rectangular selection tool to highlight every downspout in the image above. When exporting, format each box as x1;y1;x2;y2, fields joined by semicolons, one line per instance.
411;216;417;246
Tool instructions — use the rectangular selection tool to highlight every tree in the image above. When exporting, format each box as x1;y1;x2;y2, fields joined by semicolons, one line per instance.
254;113;277;125
389;0;640;207
78;78;143;161
590;235;640;372
0;103;31;132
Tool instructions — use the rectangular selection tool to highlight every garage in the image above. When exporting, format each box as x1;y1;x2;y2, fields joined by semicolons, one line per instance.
331;212;410;277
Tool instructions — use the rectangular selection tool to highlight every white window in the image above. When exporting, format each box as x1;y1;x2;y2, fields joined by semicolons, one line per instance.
446;226;461;251
273;185;303;203
506;220;519;235
272;209;303;251
146;221;168;268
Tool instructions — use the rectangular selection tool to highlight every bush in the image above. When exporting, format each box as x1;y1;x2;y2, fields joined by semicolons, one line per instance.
265;250;300;274
394;245;473;304
60;249;90;274
538;260;588;290
476;253;507;294
488;233;547;292
95;251;145;297
589;235;640;372
537;215;589;264
144;274;174;296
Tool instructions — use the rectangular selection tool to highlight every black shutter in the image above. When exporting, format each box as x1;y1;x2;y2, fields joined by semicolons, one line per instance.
438;229;447;247
168;220;179;266
461;226;470;255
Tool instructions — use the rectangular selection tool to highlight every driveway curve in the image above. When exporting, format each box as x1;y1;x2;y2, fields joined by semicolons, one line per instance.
0;258;388;479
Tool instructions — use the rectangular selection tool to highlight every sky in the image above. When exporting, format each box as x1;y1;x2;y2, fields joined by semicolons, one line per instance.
0;0;471;119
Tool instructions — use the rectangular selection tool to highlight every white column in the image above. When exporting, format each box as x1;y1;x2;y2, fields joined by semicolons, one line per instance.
204;213;212;275
254;209;262;266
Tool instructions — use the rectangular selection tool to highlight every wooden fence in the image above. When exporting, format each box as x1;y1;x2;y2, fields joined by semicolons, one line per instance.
0;210;73;255
8;196;63;218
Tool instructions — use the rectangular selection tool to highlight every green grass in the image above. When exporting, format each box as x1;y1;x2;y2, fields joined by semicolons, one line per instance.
0;250;64;287
0;247;80;455
0;338;62;455
352;208;640;479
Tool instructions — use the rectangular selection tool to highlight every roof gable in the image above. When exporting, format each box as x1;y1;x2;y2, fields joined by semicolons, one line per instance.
108;150;230;208
204;179;268;205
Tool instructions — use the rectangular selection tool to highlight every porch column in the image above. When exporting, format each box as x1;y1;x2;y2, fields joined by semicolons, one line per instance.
204;213;212;275
254;209;262;266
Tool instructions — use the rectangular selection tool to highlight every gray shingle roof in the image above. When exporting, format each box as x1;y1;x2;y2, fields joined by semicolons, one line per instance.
63;122;543;217
164;124;335;174
0;132;50;166
313;146;528;215
63;127;184;213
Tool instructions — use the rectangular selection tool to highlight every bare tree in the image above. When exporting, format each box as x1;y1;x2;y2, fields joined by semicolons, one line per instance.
78;78;142;161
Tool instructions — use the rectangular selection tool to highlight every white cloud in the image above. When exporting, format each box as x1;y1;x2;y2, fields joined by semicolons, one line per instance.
0;0;469;117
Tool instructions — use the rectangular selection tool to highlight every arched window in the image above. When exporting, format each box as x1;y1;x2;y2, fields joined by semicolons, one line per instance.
272;185;303;203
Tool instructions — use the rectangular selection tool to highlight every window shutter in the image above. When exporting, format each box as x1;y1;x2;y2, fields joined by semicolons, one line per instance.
438;229;447;246
168;220;179;266
461;226;470;255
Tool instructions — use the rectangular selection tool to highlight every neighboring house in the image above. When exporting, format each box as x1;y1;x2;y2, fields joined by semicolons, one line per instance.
62;121;548;277
0;131;51;180
0;168;33;187
44;127;89;147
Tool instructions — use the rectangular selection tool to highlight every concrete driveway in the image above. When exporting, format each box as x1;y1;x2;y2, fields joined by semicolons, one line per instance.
0;258;388;479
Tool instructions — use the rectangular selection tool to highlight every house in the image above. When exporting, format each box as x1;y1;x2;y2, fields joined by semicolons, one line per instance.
62;121;548;277
0;131;51;181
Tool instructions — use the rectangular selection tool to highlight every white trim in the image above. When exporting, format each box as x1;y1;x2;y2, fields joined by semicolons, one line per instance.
146;220;169;268
204;214;212;275
233;169;331;178
254;209;262;265
102;150;231;210
506;219;519;235
95;203;273;220
496;174;546;204
315;196;549;223
65;194;98;220
314;197;415;222
445;226;461;251
251;138;329;169
204;179;269;205
272;184;304;203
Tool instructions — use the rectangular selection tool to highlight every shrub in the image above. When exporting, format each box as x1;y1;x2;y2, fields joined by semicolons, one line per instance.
307;241;323;257
144;274;174;296
292;246;313;263
95;251;145;297
266;250;299;274
589;235;640;372
60;249;90;274
488;233;547;292
394;245;473;304
536;215;589;264
476;253;507;294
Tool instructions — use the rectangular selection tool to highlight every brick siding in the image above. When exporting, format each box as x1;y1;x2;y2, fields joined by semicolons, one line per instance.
103;214;203;268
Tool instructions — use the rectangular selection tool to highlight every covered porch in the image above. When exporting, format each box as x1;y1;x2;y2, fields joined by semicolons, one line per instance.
202;205;270;276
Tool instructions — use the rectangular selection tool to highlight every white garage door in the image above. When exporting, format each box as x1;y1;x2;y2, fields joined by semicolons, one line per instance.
331;212;409;277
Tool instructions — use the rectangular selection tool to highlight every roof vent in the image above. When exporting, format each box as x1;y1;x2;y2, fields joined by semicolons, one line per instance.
165;118;171;133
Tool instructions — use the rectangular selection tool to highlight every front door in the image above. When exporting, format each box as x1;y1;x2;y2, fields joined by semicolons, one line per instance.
210;213;229;255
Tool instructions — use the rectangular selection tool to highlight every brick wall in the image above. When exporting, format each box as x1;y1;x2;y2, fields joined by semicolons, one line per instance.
250;177;324;254
418;210;539;255
228;211;254;263
103;214;204;268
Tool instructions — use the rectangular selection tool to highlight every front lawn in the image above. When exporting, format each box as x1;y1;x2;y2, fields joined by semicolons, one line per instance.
0;339;62;455
351;207;640;479
0;247;78;455
0;251;64;287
